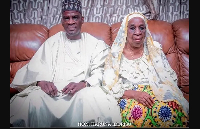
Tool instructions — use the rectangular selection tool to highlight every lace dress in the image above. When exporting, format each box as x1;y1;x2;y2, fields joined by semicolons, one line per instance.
117;50;188;127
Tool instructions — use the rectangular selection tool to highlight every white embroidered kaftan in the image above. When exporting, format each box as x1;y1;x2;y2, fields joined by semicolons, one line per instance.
10;31;120;127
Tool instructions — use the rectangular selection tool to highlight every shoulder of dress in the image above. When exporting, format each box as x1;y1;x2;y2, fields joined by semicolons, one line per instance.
83;32;108;47
43;31;64;47
83;32;97;40
48;31;63;39
153;41;162;49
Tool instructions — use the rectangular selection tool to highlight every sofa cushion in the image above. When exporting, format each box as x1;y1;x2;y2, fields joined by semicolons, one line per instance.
49;22;112;46
10;24;49;83
172;18;189;102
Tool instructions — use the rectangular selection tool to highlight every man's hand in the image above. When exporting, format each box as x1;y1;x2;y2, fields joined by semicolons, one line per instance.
37;81;58;97
62;82;86;96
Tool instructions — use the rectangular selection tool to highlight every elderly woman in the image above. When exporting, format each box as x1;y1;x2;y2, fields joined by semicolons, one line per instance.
101;12;189;127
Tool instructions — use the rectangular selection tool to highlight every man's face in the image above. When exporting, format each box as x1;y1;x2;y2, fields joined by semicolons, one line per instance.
126;17;146;48
62;10;84;40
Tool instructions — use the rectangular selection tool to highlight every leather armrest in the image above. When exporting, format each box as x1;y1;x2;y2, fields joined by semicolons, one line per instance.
10;87;19;98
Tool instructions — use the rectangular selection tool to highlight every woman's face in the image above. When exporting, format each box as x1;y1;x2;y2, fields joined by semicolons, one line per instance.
126;17;146;48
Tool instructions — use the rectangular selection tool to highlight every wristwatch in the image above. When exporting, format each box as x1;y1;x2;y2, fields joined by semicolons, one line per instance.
80;80;91;87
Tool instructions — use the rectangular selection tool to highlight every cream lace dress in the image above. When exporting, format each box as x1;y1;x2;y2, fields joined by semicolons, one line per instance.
117;46;188;127
119;46;150;88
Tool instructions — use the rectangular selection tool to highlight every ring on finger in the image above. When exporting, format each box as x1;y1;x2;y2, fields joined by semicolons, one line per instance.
69;90;72;93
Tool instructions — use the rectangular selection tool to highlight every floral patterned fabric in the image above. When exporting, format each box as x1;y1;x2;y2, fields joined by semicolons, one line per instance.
118;85;188;127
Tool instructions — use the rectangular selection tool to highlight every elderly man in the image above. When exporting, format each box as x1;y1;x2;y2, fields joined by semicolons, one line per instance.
10;0;109;127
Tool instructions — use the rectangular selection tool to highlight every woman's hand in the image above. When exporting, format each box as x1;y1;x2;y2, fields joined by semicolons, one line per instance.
168;101;179;110
37;81;58;97
123;90;154;108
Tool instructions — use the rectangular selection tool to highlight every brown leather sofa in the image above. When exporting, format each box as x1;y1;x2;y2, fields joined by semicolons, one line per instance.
10;18;189;102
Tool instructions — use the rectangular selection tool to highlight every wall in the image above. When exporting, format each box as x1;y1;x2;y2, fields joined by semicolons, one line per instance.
10;0;189;28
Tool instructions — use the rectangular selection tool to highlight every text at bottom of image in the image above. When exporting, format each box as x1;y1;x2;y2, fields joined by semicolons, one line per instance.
78;122;131;127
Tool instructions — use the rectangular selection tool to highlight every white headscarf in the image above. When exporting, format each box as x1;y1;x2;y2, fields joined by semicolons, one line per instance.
102;12;189;116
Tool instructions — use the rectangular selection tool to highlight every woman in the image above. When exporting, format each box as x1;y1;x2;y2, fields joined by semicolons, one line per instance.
101;12;189;127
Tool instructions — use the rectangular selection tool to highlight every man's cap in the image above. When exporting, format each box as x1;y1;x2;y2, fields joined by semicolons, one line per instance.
62;0;82;14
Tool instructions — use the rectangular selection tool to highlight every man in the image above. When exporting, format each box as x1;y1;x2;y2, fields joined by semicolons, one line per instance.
10;0;109;127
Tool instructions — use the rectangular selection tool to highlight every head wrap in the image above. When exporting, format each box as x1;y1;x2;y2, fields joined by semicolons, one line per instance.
62;0;82;14
102;12;189;116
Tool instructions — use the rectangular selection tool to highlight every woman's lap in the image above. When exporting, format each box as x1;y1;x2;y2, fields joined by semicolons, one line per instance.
118;85;188;127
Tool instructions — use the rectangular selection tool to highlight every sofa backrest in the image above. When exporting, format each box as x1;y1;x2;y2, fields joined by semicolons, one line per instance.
49;22;112;46
172;18;189;101
10;19;189;102
10;24;49;83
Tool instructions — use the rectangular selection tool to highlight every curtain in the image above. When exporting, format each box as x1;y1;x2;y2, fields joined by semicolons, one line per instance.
157;0;189;22
10;0;189;29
